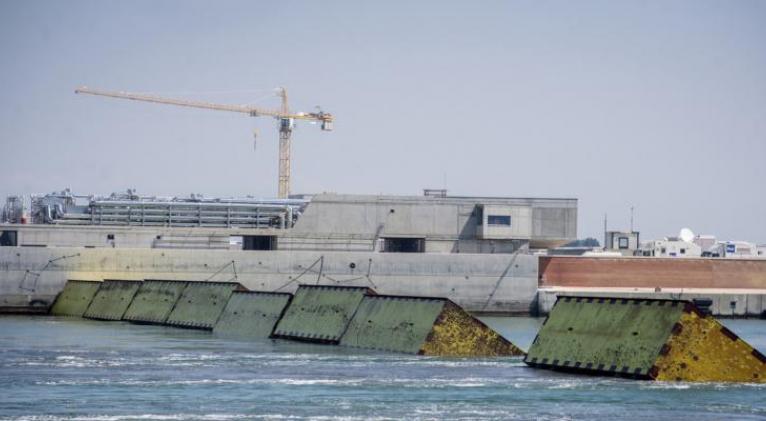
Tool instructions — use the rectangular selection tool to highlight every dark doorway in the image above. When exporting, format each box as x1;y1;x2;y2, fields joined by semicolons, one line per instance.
0;230;18;247
243;235;277;250
383;237;425;253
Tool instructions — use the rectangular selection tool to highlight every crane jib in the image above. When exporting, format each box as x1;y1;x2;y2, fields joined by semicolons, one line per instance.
74;85;333;199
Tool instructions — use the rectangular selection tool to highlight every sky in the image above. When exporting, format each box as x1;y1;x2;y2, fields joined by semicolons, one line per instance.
1;0;765;243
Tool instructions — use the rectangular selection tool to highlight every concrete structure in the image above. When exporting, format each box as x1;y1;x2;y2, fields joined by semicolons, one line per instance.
709;241;763;259
8;191;765;318
1;193;577;252
288;194;577;252
0;192;574;315
640;238;701;258
604;231;640;256
0;246;540;315
694;235;717;252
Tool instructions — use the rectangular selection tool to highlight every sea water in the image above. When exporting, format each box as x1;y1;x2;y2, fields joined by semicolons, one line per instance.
1;316;764;420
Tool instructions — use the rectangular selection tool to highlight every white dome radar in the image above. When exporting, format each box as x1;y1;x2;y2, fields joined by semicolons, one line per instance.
679;228;695;243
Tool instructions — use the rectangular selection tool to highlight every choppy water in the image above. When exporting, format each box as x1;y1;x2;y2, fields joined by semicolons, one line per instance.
1;316;765;421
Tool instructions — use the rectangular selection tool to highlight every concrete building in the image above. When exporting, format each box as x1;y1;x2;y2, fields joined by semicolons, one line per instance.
0;191;577;315
288;194;577;253
2;193;578;254
640;238;702;258
709;241;762;259
604;231;640;256
693;235;717;251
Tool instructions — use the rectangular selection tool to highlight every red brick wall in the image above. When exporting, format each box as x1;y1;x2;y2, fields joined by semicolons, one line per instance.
538;257;766;289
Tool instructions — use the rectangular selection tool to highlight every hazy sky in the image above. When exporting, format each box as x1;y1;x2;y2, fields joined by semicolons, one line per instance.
1;1;765;243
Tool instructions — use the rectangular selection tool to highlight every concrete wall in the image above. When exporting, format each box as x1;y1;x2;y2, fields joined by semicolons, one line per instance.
0;247;539;315
531;206;577;248
477;205;532;240
292;194;577;249
2;224;280;249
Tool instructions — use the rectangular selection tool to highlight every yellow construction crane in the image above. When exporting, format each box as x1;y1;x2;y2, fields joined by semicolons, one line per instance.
75;86;334;199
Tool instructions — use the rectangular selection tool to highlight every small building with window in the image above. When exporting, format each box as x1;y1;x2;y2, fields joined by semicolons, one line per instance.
604;231;640;256
707;241;761;258
476;204;531;241
640;238;702;258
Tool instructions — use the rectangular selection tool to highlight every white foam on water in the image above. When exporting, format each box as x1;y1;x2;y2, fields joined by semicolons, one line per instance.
6;414;256;421
35;378;369;387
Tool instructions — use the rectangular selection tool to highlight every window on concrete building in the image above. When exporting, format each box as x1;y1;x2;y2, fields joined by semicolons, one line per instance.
680;248;686;254
474;207;483;224
618;237;629;249
660;247;666;254
0;230;17;247
487;215;511;226
383;237;425;253
242;235;277;250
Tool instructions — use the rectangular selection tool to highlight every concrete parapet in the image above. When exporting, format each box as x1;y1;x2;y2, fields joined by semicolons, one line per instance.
122;280;188;324
83;280;142;320
272;285;375;343
213;291;292;338
165;281;245;330
526;296;765;382
49;280;101;317
340;295;524;356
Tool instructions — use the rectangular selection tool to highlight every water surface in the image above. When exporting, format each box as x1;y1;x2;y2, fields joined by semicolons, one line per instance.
1;316;764;420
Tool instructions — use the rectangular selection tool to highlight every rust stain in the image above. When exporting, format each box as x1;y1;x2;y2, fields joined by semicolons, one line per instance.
419;302;524;357
652;311;766;383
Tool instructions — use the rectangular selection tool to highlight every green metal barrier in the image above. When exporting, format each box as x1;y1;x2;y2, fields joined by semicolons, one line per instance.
165;281;245;330
272;285;375;343
340;295;524;356
122;280;188;324
49;280;102;317
525;296;766;382
213;291;292;338
83;280;143;320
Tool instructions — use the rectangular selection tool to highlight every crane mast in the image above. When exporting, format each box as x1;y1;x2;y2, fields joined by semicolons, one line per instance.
277;87;293;200
75;86;333;199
